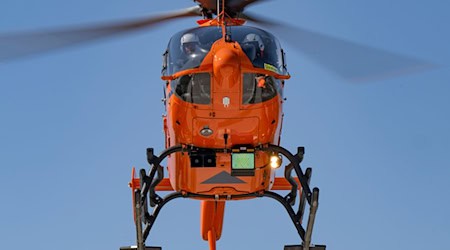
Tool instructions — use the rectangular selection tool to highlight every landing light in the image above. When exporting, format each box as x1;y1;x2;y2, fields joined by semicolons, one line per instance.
200;127;213;137
270;155;282;169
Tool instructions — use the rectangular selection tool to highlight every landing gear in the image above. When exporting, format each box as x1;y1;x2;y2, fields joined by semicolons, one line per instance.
121;144;326;250
284;245;326;250
263;145;326;250
120;146;185;250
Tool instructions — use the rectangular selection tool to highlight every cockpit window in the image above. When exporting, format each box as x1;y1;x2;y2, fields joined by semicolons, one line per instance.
234;28;285;74
164;26;286;75
166;27;222;75
172;73;211;105
242;73;281;104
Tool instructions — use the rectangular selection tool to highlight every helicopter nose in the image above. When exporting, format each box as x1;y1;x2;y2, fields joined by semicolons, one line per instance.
213;46;240;90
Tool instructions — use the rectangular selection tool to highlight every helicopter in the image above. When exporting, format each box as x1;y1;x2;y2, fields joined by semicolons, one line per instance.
0;1;435;250
124;2;325;249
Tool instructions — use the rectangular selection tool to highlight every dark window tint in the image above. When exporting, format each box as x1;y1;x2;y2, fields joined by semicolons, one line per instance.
242;73;280;104
173;73;211;105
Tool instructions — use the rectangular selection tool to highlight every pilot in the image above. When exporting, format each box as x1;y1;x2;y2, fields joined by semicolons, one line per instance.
241;33;265;67
176;32;204;71
180;33;201;56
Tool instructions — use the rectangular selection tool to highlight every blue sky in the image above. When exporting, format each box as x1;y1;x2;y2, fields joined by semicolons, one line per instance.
0;1;449;250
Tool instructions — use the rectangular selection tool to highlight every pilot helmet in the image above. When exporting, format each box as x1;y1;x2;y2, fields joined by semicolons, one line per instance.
180;33;200;54
242;33;265;52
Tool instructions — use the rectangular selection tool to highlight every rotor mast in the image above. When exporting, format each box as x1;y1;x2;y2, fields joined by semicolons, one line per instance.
197;0;246;29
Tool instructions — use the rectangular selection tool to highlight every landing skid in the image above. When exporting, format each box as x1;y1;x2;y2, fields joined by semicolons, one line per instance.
285;245;327;250
120;247;161;250
120;144;326;250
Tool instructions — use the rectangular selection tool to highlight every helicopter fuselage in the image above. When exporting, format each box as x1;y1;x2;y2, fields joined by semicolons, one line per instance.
161;22;290;197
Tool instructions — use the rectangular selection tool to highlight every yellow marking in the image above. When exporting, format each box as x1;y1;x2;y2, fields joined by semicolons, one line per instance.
264;63;278;73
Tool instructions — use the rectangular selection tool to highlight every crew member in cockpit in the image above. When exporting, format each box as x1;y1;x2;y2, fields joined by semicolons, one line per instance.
241;33;265;68
177;33;205;71
181;33;200;56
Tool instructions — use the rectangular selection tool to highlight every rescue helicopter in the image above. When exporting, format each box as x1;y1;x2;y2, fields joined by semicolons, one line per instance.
0;1;434;250
126;3;325;249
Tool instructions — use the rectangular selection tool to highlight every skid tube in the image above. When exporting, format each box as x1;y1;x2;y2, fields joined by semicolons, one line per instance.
121;144;325;250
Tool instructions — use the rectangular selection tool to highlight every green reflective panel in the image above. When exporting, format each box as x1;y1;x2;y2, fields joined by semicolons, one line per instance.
232;153;255;169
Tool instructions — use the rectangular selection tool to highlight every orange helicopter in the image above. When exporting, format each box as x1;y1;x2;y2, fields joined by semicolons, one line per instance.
119;1;326;250
123;1;324;250
0;1;434;250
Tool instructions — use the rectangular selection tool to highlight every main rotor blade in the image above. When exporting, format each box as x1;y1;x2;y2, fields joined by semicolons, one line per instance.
245;13;436;82
0;6;202;61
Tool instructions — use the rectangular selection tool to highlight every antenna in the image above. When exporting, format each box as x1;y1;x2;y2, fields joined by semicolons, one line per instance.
217;0;220;17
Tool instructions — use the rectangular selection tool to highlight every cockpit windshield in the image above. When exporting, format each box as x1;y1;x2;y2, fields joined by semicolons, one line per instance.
235;27;285;74
165;26;222;75
164;26;287;75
